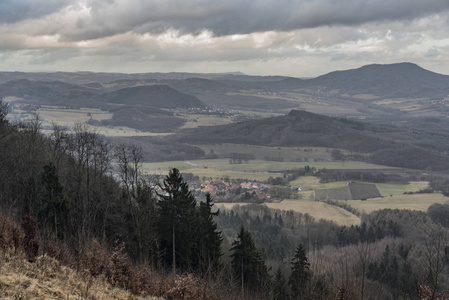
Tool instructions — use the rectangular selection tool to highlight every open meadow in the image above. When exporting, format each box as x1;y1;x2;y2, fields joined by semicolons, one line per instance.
142;162;283;181
218;200;361;226
142;157;394;181
179;113;233;129
153;158;395;172
346;193;448;214
376;181;429;196
37;106;112;127
13;106;175;136
218;191;448;227
290;177;429;196
196;144;334;161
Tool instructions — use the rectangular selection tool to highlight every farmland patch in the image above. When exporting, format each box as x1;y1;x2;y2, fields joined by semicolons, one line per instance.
218;200;361;226
346;193;447;214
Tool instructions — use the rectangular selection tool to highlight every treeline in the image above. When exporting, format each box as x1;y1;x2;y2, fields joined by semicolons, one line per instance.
3;100;449;299
227;152;255;164
0;102;222;265
0;113;154;264
218;204;401;262
112;135;205;162
0;102;330;299
218;204;449;299
429;177;449;196
0;102;225;296
88;106;185;133
369;147;449;171
316;169;410;184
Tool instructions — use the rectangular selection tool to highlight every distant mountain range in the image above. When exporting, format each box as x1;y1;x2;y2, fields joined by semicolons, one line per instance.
205;62;449;99
3;63;449;171
2;62;449;133
2;62;448;103
276;62;449;99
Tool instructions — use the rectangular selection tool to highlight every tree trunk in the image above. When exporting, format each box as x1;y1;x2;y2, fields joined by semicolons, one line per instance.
172;223;176;274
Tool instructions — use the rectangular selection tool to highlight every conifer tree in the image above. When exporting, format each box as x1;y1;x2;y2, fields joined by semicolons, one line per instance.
231;226;271;295
157;168;197;273
195;193;223;274
289;244;311;300
40;161;70;240
273;268;289;300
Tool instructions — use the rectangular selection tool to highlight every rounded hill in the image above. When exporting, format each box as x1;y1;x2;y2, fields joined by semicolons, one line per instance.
175;109;449;171
104;84;206;109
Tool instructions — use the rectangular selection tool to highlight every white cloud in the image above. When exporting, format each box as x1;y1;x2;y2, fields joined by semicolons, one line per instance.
0;0;449;76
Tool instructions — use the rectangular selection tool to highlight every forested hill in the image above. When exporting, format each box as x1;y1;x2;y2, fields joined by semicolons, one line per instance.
176;110;417;152
219;62;449;99
306;62;449;98
175;110;449;170
103;84;206;108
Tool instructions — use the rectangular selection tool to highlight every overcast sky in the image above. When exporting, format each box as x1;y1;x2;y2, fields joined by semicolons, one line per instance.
1;0;449;77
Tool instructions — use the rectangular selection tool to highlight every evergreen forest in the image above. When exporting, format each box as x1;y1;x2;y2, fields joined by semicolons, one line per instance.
2;98;449;299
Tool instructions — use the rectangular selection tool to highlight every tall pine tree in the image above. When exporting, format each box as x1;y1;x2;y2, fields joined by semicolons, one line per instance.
273;268;290;300
230;226;271;295
157;168;197;273
289;244;311;300
194;193;223;274
39;161;70;241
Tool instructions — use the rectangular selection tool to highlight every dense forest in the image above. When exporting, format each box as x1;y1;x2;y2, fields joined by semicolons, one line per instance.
2;98;449;299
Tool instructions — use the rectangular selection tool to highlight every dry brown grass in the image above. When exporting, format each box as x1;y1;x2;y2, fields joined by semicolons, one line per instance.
0;253;161;299
180;114;233;129
37;107;112;127
0;211;235;300
219;200;361;226
346;193;448;214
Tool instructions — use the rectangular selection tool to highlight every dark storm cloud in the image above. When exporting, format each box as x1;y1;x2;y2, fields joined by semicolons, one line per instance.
0;0;71;24
73;0;449;40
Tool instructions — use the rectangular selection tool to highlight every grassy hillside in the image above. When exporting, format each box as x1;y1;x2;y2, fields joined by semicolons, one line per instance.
0;254;159;300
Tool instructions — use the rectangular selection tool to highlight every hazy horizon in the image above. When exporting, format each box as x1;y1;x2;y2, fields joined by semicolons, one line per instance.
1;0;449;77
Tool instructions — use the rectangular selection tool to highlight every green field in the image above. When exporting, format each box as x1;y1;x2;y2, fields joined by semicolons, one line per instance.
346;193;447;214
375;181;429;197
191;159;391;172
142;161;192;172
142;158;394;181
142;162;282;181
290;177;429;197
196;144;333;161
179;114;233;129
290;176;345;190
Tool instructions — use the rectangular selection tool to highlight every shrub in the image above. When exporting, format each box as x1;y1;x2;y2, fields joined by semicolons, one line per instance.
0;213;23;253
21;214;39;261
